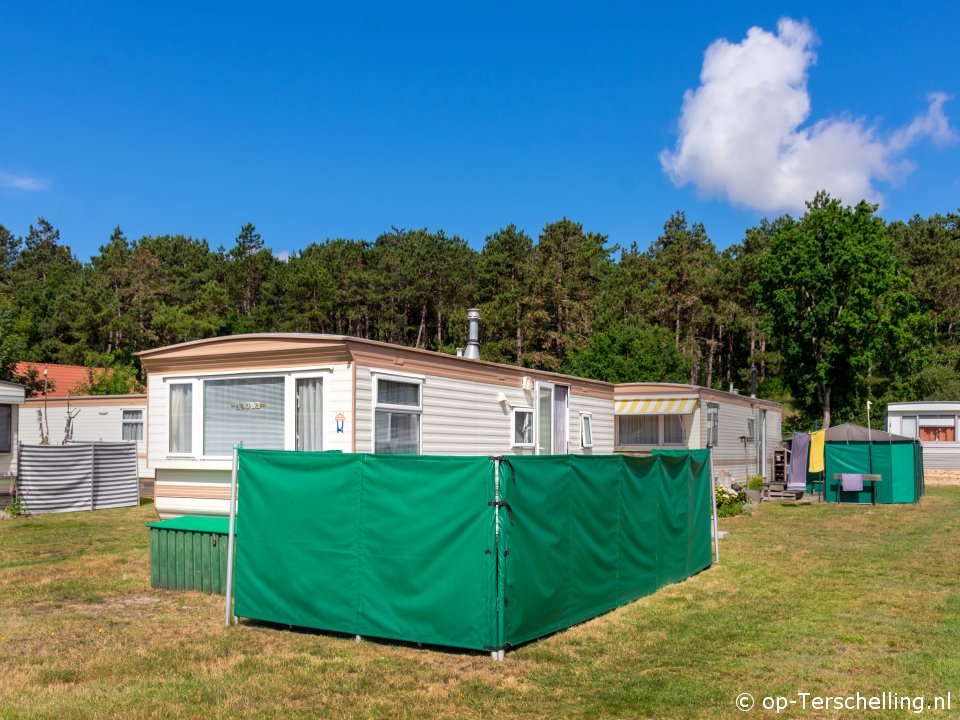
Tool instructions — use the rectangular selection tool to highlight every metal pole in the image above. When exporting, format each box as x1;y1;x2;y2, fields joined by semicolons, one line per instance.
224;444;240;627
491;457;505;662
709;444;720;565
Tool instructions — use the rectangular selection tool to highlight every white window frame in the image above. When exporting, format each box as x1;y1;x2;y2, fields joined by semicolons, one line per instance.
511;407;535;448
165;368;334;459
580;412;593;448
371;371;423;454
121;407;145;443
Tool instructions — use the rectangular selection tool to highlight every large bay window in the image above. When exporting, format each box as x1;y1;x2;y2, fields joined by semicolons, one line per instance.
374;376;421;454
617;415;686;446
204;376;285;456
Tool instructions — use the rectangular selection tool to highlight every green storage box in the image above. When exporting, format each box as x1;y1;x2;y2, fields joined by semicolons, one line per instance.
148;516;231;595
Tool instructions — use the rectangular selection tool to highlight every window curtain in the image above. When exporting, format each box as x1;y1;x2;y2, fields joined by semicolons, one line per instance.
204;377;285;456
296;378;323;451
374;411;419;454
122;410;143;441
169;385;192;454
377;379;419;406
663;415;684;444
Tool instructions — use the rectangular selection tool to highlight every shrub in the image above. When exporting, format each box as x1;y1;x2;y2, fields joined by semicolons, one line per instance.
715;483;747;517
747;475;765;491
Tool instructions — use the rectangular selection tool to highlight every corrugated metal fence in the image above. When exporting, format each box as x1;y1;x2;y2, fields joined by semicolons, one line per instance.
17;442;140;514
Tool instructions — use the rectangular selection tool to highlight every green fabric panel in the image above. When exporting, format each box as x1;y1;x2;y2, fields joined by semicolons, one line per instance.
355;454;493;649
234;450;364;632
568;456;621;624
890;444;918;503
148;516;230;534
618;456;659;602
685;451;714;575
656;453;690;586
501;456;574;646
233;450;494;651
503;452;712;647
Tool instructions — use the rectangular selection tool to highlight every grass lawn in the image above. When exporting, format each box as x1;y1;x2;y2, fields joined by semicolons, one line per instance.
2;491;960;719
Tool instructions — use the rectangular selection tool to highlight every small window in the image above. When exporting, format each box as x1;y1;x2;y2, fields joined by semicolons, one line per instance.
374;376;422;454
745;418;756;442
580;413;593;448
0;404;11;453
706;402;719;447
122;409;144;441
169;383;193;454
663;415;684;445
512;408;534;447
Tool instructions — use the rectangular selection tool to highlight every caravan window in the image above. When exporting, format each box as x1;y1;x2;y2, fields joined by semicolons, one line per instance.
0;405;11;453
580;413;594;448
203;376;285;456
705;403;720;447
374;376;422;454
512;408;534;447
122;409;144;441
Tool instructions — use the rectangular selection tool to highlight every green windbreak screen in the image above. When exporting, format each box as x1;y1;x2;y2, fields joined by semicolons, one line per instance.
234;450;496;651
501;452;712;647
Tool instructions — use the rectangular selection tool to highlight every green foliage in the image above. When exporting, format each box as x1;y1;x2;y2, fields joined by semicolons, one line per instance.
561;323;691;383
715;483;747;517
5;483;29;518
755;192;919;427
73;352;144;395
747;475;765;491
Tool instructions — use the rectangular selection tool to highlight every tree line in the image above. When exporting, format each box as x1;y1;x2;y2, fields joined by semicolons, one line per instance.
1;192;958;429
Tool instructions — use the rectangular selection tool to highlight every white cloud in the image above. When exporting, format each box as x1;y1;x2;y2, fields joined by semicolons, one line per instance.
659;18;957;214
273;249;291;262
0;172;48;191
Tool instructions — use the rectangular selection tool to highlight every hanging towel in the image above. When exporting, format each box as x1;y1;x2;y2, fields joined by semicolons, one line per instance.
787;433;810;491
841;474;864;492
808;430;826;473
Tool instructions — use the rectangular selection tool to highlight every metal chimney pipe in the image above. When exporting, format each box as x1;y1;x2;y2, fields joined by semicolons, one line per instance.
464;308;481;360
750;364;758;398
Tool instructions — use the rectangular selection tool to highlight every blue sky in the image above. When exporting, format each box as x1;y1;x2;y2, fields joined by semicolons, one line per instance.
1;2;957;260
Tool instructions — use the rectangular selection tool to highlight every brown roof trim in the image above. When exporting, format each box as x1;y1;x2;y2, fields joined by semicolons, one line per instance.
136;333;614;397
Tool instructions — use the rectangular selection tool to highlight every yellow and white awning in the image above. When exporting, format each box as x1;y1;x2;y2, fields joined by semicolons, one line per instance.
615;396;698;415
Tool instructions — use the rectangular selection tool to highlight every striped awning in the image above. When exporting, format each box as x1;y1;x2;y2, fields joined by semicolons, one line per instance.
615;396;698;415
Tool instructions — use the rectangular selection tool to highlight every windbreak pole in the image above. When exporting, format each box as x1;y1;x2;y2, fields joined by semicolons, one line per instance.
224;444;240;627
709;445;720;565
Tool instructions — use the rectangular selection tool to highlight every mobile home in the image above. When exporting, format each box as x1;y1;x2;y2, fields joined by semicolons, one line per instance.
886;401;960;484
613;382;782;486
18;395;150;479
138;333;615;519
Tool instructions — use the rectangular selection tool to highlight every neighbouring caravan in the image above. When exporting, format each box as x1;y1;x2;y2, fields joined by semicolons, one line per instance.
0;380;27;488
886;401;960;484
613;382;782;486
18;395;151;479
138;333;615;519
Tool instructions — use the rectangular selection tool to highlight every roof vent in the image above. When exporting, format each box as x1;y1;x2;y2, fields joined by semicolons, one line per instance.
464;308;481;360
